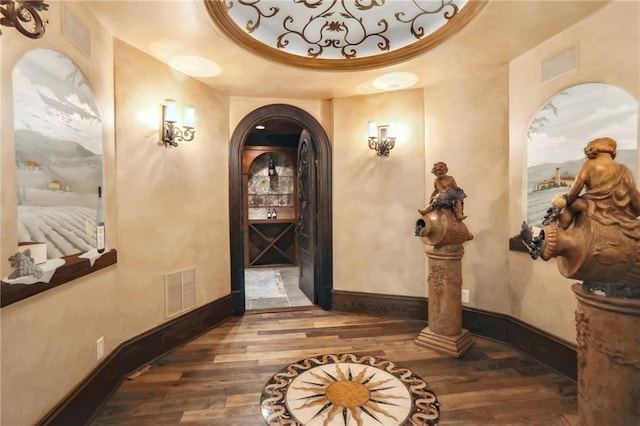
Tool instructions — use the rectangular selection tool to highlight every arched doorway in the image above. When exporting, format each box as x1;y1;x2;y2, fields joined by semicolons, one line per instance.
229;104;333;315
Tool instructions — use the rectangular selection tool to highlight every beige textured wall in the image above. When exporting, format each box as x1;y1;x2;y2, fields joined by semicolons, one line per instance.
332;90;426;296
508;1;640;342
0;2;119;424
114;39;230;340
425;66;511;313
1;7;231;425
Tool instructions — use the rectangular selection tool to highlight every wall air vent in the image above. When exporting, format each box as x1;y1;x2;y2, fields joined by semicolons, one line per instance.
164;267;196;318
541;45;577;83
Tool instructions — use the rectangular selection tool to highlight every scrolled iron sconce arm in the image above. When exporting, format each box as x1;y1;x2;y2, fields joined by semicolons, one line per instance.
0;0;49;39
163;121;195;147
368;136;396;157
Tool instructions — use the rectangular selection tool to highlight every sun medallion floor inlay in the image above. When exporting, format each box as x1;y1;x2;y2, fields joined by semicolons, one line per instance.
260;353;440;426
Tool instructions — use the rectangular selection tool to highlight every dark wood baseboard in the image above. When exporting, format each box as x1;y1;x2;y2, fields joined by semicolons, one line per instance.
462;307;577;380
332;289;577;380
38;294;234;426
331;289;427;320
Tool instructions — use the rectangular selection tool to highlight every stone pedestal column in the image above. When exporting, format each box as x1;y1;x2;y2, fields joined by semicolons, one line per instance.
415;244;474;357
414;208;474;358
572;284;640;425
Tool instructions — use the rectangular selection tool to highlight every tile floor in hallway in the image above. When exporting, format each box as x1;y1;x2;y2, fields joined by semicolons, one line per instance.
244;266;313;310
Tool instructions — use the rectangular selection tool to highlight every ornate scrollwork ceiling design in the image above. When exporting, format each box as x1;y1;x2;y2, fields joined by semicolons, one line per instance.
205;0;487;70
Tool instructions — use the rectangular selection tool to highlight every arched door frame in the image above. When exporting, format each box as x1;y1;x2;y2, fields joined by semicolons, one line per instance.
228;104;333;315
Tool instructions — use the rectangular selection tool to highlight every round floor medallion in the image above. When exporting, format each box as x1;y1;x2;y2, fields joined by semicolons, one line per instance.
260;353;440;425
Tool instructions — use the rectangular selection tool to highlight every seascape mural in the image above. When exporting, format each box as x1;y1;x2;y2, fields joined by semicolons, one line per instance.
13;48;103;258
527;83;638;227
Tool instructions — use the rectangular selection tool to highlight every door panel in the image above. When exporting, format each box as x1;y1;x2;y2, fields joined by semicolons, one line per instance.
297;130;316;302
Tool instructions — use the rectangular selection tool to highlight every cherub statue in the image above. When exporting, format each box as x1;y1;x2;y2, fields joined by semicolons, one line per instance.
418;161;467;221
525;137;640;288
556;137;640;237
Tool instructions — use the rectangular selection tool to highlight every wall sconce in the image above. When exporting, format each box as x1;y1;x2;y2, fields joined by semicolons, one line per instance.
161;99;196;147
0;0;49;39
368;121;397;157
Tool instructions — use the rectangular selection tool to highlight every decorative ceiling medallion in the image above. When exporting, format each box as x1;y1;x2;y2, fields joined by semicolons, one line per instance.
205;0;488;70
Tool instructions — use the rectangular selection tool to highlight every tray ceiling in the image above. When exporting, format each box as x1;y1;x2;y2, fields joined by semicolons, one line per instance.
80;0;611;99
205;0;487;70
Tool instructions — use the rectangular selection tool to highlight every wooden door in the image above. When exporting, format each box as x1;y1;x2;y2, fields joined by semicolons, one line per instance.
296;130;316;302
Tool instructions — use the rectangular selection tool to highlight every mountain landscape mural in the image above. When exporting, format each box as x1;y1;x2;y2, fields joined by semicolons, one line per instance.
13;48;103;258
527;83;638;227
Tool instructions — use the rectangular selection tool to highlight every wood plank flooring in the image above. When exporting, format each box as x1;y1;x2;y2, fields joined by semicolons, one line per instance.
90;308;577;425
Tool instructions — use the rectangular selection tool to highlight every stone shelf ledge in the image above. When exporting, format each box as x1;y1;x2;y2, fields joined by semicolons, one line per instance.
1;249;117;308
508;237;529;253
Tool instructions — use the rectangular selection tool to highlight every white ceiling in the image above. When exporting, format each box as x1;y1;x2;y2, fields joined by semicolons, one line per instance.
81;0;609;100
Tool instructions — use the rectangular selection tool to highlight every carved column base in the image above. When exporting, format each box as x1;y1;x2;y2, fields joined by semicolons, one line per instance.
415;327;474;358
415;207;473;358
418;244;474;357
573;283;640;426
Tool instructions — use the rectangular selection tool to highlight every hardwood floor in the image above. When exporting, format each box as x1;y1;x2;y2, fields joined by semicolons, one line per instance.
90;308;577;425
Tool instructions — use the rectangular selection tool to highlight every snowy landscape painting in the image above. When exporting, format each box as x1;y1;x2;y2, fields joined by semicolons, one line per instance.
527;83;638;227
13;48;103;258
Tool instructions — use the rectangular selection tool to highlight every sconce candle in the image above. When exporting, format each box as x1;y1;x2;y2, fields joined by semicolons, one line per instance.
368;121;378;138
183;106;196;128
161;99;196;147
164;99;178;122
388;121;398;138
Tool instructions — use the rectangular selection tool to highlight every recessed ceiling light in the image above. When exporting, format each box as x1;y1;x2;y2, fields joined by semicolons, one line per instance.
372;72;419;91
168;55;221;78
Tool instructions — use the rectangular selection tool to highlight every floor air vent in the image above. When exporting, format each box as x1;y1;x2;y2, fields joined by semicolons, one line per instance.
164;267;196;318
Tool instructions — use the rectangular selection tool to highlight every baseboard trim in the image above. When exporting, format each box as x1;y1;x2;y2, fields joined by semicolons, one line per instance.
332;289;577;380
38;295;234;426
331;289;427;320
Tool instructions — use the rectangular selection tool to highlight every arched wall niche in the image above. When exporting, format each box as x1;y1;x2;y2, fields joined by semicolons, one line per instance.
2;47;115;307
12;47;104;259
525;82;638;227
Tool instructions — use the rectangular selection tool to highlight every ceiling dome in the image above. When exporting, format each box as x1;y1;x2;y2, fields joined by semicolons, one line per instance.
205;0;487;70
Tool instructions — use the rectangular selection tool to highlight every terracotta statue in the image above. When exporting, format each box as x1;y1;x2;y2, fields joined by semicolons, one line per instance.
415;162;472;247
415;162;473;357
520;137;640;426
556;137;640;232
522;137;640;295
418;162;467;221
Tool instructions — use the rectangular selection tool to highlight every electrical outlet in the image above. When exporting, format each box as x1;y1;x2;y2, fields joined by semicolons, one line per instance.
96;336;104;360
461;289;470;304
